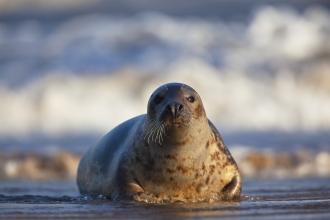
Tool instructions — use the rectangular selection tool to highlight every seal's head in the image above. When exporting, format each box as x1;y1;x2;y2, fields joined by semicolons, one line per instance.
145;83;207;144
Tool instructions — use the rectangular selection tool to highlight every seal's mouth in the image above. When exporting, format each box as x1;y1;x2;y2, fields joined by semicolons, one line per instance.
172;118;186;124
143;114;192;144
163;116;191;128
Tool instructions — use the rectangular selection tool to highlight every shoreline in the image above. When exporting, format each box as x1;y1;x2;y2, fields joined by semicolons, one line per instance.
1;178;329;219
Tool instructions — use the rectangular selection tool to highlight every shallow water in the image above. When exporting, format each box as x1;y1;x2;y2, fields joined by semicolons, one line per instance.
1;178;329;219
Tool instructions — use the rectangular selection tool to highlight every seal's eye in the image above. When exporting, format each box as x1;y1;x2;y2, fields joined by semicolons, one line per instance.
187;96;195;103
154;95;164;104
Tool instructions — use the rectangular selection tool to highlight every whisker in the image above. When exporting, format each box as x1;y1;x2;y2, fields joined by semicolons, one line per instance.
143;117;166;145
145;118;157;131
158;124;166;144
156;124;162;144
144;119;160;143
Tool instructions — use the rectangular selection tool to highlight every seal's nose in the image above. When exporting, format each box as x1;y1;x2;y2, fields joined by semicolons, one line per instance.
166;102;184;119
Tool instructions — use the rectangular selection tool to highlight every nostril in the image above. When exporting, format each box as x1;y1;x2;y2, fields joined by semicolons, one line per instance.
221;174;242;199
166;104;172;113
178;104;184;112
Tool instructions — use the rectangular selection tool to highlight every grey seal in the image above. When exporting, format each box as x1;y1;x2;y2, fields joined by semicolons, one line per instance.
77;83;241;202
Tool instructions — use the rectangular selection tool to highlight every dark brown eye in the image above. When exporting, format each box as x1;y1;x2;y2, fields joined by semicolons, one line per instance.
154;95;164;104
187;96;195;103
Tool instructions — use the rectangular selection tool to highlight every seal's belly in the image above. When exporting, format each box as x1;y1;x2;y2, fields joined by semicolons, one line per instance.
137;164;234;198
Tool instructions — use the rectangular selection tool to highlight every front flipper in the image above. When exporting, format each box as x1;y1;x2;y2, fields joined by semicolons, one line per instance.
220;174;242;200
114;179;157;203
130;192;156;203
115;191;157;203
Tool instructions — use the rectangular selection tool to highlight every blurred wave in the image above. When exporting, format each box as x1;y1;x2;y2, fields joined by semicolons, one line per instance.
1;70;330;136
0;6;330;136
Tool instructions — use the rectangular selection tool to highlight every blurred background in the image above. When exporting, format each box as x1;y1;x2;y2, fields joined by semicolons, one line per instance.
0;0;329;181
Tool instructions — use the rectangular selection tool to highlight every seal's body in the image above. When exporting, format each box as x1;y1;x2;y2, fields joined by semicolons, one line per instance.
77;83;241;202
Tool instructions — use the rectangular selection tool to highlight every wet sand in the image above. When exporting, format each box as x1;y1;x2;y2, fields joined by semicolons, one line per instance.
1;178;329;219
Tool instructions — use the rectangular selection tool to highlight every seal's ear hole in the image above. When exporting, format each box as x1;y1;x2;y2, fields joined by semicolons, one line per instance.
154;95;165;104
187;96;195;103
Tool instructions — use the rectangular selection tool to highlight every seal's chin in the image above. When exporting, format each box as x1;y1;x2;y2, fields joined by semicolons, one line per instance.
164;116;191;128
